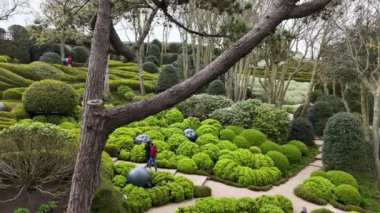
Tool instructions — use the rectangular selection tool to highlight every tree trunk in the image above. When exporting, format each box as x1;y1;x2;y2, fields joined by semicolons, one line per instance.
372;84;380;186
60;38;66;61
67;0;111;211
138;44;146;95
301;55;321;117
103;54;112;98
341;83;350;112
361;82;371;141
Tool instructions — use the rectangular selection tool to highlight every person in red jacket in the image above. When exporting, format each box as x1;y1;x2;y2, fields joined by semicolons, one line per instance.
148;143;157;172
67;55;73;67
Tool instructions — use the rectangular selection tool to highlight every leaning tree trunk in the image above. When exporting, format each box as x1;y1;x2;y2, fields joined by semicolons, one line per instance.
103;54;112;98
138;45;146;95
60;38;66;61
361;82;371;141
67;0;111;212
372;84;380;186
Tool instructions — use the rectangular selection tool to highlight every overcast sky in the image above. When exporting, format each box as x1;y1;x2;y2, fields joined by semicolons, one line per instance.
0;0;182;42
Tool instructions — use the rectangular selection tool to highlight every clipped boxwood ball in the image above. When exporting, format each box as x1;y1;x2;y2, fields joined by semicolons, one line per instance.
219;129;236;141
239;129;267;146
126;167;153;188
135;134;151;144
233;135;250;149
280;144;302;163
259;141;281;154
184;128;197;141
22;80;78;115
266;151;289;173
287;140;308;155
177;158;198;173
335;184;361;206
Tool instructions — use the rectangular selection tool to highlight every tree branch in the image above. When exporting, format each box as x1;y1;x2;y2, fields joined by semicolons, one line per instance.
287;0;332;19
136;7;158;48
105;0;331;129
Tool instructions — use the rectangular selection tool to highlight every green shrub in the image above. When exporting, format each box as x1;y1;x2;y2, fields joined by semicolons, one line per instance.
106;135;134;153
255;195;293;213
114;161;136;176
147;44;161;61
46;114;61;124
14;208;30;213
252;104;290;144
288;140;308;155
147;185;171;206
192;152;214;173
177;158;198;174
213;159;239;182
294;185;328;205
210;107;251;128
160;127;183;140
166;182;186;202
196;124;219;136
130;144;146;163
174;176;194;199
310;170;327;178
311;208;334;213
145;130;164;141
195;133;219;146
39;52;61;64
226;125;245;135
23;80;78;115
29;61;63;80
233;135;250;149
280;144;302;163
177;94;233;118
302;177;335;201
116;85;135;101
91;182;127;213
182;117;201;130
142;62;159;73
217;140;238;151
119;150;131;161
152;171;175;186
259;141;281;154
112;175;127;188
145;55;159;66
239;129;267;146
33;115;47;123
324;170;358;188
200;144;220;161
335;184;361;206
167;133;190;151
259;205;284;213
2;87;26;100
308;101;334;137
249;146;262;154
162;53;178;64
206;79;226;95
121;184;152;211
155;65;179;92
72;46;89;63
266;151;289;173
164;108;184;125
176;141;199;157
322;112;369;172
288;117;315;146
201;119;223;131
194;185;212;198
101;152;114;178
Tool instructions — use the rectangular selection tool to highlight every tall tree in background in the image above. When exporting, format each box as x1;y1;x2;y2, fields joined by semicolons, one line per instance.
0;0;28;21
67;0;333;212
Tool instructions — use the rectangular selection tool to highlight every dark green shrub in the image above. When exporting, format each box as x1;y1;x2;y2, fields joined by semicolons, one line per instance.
151;39;162;50
196;124;219;136
145;55;159;66
155;65;179;92
259;141;281;154
142;62;159;73
177;158;198;173
239;129;267;146
233;135;250;149
8;25;30;63
287;140;308;155
23;80;78;115
195;133;219;146
324;170;358;188
316;95;345;113
308;101;334;136
71;46;89;63
322;112;369;172
226;125;245;135
210;107;251;128
206;79;226;95
288;117;315;146
192;152;214;173
219;129;236;141
280;144;302;163
266;151;289;173
167;43;181;53
335;184;361;206
252;104;290;144
177;94;233;118
2;87;26;100
91;182;127;213
30;61;63;80
302;177;335;201
147;44;161;61
46;114;61;124
194;185;212;198
162;53;178;64
39;52;61;64
33;115;47;123
176;141;199;157
310;90;325;103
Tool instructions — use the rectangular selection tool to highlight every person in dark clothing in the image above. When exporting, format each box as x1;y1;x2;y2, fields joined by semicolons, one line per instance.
144;140;151;164
148;143;158;172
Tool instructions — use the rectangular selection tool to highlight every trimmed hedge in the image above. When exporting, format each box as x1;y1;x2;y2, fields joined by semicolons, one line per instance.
142;62;159;73
233;135;250;149
280;144;302;163
2;87;26;100
196;124;219;136
259;141;281;154
196;133;219;146
155;65;179;92
239;129;267;146
206;79;226;95
39;52;62;64
194;185;212;198
219;129;236;141
192;152;214;174
176;141;199;157
288;117;314;146
226;125;245;135
217;140;238;151
288;140;308;155
266;151;289;173
177;158;198;174
335;184;361;206
312;170;358;188
302;177;335;201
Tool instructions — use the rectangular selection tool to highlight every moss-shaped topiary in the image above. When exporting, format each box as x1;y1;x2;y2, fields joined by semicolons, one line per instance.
213;159;239;182
194;185;212;198
147;44;161;61
280;144;302;163
239;129;267;146
174;176;194;199
259;140;282;154
233;135;250;149
176;141;199;157
177;158;198;174
195;133;219;146
167;133;190;151
2;87;26;100
119;149;131;161
325;170;358;188
266;151;289;173
114;161;136;176
217;140;238;151
192;152;214;174
39;52;61;64
200;144;220;161
335;184;361;206
145;55;159;66
310;170;327;178
259;205;285;213
182;117;201;130
29;61;63;80
160;127;183;140
196;124;219;136
143;61;159;73
219;129;236;141
130;144;146;163
249;146;262;154
155;65;179;92
201;119;223;132
23;80;78;115
164;108;184;125
106;135;134;152
288;117;315;146
112;175;127;188
287;140;308;155
145;130;165;141
226;125;245;135
121;184;152;211
206;79;226;95
71;46;89;63
302;177;335;201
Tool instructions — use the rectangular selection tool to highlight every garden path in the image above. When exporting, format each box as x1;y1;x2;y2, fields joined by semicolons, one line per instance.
117;139;347;213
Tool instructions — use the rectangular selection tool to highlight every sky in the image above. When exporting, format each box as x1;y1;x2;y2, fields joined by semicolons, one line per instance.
0;0;182;42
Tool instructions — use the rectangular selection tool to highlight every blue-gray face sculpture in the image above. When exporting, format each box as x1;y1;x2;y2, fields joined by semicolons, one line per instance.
184;128;197;141
126;167;153;188
135;134;151;144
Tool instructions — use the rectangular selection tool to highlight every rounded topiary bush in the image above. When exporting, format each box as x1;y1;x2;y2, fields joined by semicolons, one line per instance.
335;184;361;206
287;140;308;155
192;153;214;174
22;80;78;115
2;87;26;100
196;124;218;136
239;129;267;146
164;108;184;125
147;43;161;61
322;112;369;172
195;133;219;146
145;55;159;66
155;65;179;92
29;61;62;80
303;177;335;201
308;101;334;137
176;141;199;157
219;129;236;141
266;151;289;173
39;52;61;64
177;158;198;173
216;140;238;151
71;46;90;63
280;144;302;163
288;117;315;146
226;125;245;135
143;61;159;73
249;146;261;154
233;135;250;149
325;170;358;188
259;141;281;154
206;79;226;96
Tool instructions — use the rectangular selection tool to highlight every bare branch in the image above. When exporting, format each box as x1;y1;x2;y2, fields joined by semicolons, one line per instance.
287;0;332;19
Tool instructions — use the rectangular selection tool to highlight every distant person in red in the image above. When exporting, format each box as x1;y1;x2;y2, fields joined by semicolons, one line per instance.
147;143;157;172
67;55;73;67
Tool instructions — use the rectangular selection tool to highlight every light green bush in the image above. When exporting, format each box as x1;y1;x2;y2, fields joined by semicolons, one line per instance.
121;184;152;211
145;130;165;141
114;161;136;176
239;129;267;146
182;117;201;130
176;141;199;157
167;133;190;151
280;144;302;163
2;87;26;100
213;159;239;182
130;144;146;163
174;176;194;199
325;170;358;188
335;184;361;206
119;149;131;161
288;140;308;155
196;124;219;136
192;152;214;173
216;140;238;151
302;177;335;201
259;141;281;154
177;158;198;174
226;125;245;135
164;108;184;125
266;151;289;173
195;133;219;146
29;61;63;80
112;175;127;188
160;127;183;140
200;144;220;161
233;135;250;149
219;129;236;141
249;146;262;154
201;119;223;132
